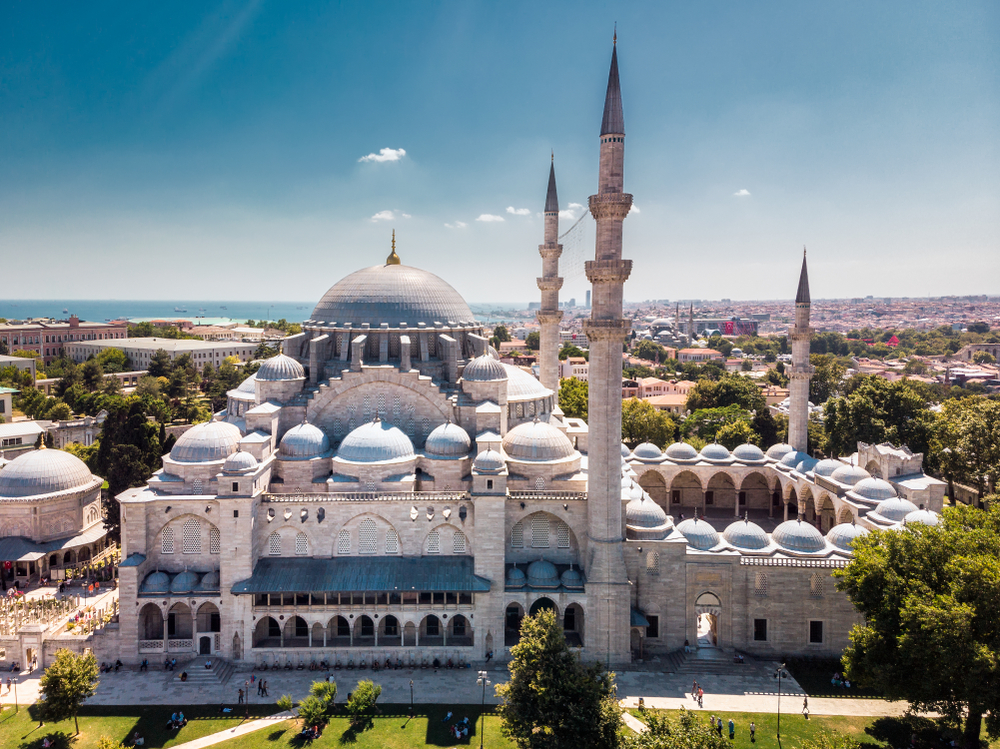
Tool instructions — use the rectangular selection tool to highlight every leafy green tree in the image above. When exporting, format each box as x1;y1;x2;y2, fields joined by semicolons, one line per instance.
346;679;382;729
740;359;752;372
254;342;280;359
715;420;758;450
297;695;328;728
147;349;173;378
63;441;99;471
310;678;338;706
525;331;540;350
493;325;512;343
624;707;726;749
497;609;621;749
835;504;1000;749
932;396;1000;505
558;378;588;420
706;334;733;357
973;351;997;364
621;398;676;448
96;347;130;373
559;344;586;360
81;358;105;391
809;353;849;404
276;694;294;712
47;401;72;421
38;649;99;734
632;340;669;363
683;404;752;443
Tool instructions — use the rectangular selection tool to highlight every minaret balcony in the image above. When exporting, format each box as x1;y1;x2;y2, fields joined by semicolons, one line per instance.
536;277;564;292
582;318;632;340
536;311;564;325
588;192;633;220
585;259;632;285
538;245;563;259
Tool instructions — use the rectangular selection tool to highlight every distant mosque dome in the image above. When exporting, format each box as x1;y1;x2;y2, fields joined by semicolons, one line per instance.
632;442;663;461
852;477;897;502
222;451;258;474
625;495;671;540
664;442;699;462
620;443;631;458
869;496;919;524
700;443;731;463
826;522;869;551
256;353;305;382
731;444;766;464
560;567;584;589
830;464;871;486
505;566;526;588
235;372;258;393
904;509;940;527
766;443;794;461
0;448;97;498
170;570;200;594
723;518;770;550
141;571;171;594
812;458;844;477
462;355;508;382
526;559;560;588
473;448;505;474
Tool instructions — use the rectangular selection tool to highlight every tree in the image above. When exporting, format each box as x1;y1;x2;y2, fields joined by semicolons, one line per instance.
835;504;1000;749
497;609;621;749
81;358;105;391
809;354;848;404
493;325;512;343
624;707;727;749
740;359;752;372
632;340;669;363
621;398;676;448
96;347;130;373
933;396;1000;505
559;344;586;360
525;331;540;350
345;679;382;730
147;349;173;378
558;378;588;420
973;351;997;364
715;420;758;450
38;648;99;734
682;404;752;443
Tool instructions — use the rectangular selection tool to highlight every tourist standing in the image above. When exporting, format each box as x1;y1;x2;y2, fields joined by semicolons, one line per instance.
750;721;756;743
803;696;809;719
728;718;735;741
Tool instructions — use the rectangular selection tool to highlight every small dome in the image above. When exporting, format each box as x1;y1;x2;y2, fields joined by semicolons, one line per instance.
827;522;870;551
772;519;827;553
223;450;258;474
503;364;552;400
197;569;220;591
665;442;699;461
830;464;871;486
170;421;242;463
870;496;918;523
700;443;731;462
813;459;844;477
235;372;258;393
487;345;500;360
560;568;584;589
505;566;526;588
723;518;770;550
502;420;575;462
904;509;940;527
620;443;631;458
425;422;472;458
852;477;897;501
462;355;508;382
337;419;414;463
279;422;330;459
632;442;663;461
626;495;668;529
256;353;305;382
795;456;819;474
731;444;766;463
141;571;171;594
675;518;721;551
0;449;96;498
766;443;794;461
779;450;810;469
170;570;200;594
473;448;505;473
526;559;560;588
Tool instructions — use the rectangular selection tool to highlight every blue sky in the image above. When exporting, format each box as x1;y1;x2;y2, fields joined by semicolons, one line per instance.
2;1;997;304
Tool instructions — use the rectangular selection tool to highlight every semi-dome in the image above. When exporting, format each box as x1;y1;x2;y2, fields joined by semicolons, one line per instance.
526;559;560;588
700;443;731;462
813;458;844;477
772;519;827;553
0;448;96;498
256;353;305;382
279;422;330;459
731;444;766;463
502;420;575;462
723;518;770;550
425;422;472;458
766;443;794;461
223;450;258;474
852;477;897;501
197;569;221;591
311;263;475;329
505;566;526;588
675;518;721;551
869;496;918;523
141;571;171;594
170;421;242;463
462;355;508;382
827;522;870;551
904;509;940;527
502;364;552;400
560;568;584;589
632;442;663;461
473;448;505;474
337;419;414;463
830;464;871;486
665;442;699;462
170;570;200;594
235;371;258;393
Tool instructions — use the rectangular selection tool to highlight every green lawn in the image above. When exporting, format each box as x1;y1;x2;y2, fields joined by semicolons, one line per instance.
0;703;278;749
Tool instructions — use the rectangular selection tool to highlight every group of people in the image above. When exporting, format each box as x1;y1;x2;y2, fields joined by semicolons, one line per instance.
163;657;178;671
690;681;704;708
99;659;124;673
256;677;270;697
830;672;852;689
300;724;322;740
165;712;188;730
710;716;755;742
442;712;471;739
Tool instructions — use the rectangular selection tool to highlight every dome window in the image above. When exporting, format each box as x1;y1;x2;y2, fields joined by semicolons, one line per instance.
453;531;467;555
557;521;571;549
426;530;441;555
646;551;660;574
510;522;524;549
531;516;550;548
295;532;309;556
385;527;400;554
754;572;768;597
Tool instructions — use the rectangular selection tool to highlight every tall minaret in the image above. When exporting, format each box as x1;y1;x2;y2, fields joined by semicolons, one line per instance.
788;249;814;453
688;304;694;345
537;155;563;394
582;32;632;666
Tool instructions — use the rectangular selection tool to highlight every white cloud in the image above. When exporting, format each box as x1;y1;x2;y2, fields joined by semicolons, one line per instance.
358;147;407;163
444;221;468;229
559;202;586;220
733;189;751;197
506;206;531;216
370;210;395;222
629;203;640;214
476;214;505;222
401;213;412;219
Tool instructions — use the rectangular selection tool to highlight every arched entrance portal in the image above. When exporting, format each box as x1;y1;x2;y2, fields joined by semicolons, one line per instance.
695;592;722;649
528;597;557;617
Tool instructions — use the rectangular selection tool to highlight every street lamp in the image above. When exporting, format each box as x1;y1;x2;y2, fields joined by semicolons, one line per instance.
13;674;18;714
773;662;788;749
409;679;414;718
477;670;491;749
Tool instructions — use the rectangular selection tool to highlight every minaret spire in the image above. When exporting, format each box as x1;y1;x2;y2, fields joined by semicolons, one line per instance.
795;247;810;304
600;37;625;138
537;155;564;393
788;248;814;453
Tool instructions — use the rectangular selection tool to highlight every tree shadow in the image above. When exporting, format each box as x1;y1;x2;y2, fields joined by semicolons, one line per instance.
866;715;955;749
19;729;73;749
267;727;289;741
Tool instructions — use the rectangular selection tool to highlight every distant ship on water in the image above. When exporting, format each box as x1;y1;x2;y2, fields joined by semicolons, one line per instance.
174;306;187;313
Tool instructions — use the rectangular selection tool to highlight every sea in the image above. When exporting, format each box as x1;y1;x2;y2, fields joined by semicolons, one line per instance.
1;300;528;326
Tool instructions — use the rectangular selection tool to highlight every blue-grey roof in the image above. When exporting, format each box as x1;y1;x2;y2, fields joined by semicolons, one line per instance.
502;420;575;462
676;518;721;550
0;448;98;498
772;519;827;553
170;421;242;463
425;422;472;458
723;518;770;550
544;159;559;213
796;250;810;305
279;423;330;459
632;442;663;460
0;523;107;561
601;42;625;135
462;355;508;382
119;553;147;568
231;556;492;594
256;353;305;382
338;419;414;463
631;607;650;627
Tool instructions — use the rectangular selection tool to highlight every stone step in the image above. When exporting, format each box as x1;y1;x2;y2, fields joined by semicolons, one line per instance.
174;658;236;686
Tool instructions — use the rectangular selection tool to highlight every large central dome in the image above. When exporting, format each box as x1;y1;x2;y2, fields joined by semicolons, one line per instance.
311;264;475;328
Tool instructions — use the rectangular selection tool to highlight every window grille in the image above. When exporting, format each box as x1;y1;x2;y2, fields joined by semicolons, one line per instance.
557;521;571;549
268;532;281;556
385;527;400;554
646;551;660;573
426;530;441;554
363;394;371;421
510;521;524;548
209;527;221;554
359;519;377;555
295;532;309;556
534;477;545;490
453;531;467;554
531;515;550;548
192;479;203;495
161;526;174;554
810;573;825;598
754;571;768;597
337;530;350;555
182;519;201;554
376;392;386;416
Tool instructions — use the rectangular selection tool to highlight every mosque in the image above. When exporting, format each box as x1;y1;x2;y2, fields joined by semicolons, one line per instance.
1;39;946;670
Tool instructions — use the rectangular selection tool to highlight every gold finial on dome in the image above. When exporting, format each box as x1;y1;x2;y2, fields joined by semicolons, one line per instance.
386;230;401;265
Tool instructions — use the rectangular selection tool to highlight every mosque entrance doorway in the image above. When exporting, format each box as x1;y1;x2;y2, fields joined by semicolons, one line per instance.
199;636;212;655
695;592;722;648
529;597;556;617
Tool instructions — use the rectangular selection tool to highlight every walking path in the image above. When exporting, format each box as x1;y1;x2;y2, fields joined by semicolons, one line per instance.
169;710;297;749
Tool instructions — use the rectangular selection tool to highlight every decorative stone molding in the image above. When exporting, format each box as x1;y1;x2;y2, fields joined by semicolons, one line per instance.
585;259;632;285
536;278;564;292
535;312;564;325
581;319;631;340
538;245;563;259
588;192;633;220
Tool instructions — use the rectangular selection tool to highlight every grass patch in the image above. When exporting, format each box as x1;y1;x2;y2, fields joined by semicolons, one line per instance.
785;658;884;699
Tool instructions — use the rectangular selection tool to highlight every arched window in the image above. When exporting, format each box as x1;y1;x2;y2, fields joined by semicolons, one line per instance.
161;527;174;554
426;530;441;554
182;519;201;554
646;551;659;574
453;531;467;555
337;529;350;555
531;515;549;548
267;532;281;556
510;521;524;548
209;527;221;554
359;519;377;555
295;532;309;556
385;527;400;554
754;571;768;597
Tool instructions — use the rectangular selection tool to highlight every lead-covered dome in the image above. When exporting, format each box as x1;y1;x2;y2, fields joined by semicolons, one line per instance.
766;443;794;461
560;568;584;589
812;458;844;478
506;566;526;588
256;353;305;382
197;569;221;591
170;421;242;463
502;420;575;462
732;444;766;463
830;464;871;486
852;477;897;501
170;570;201;594
665;442;699;462
632;442;663;461
779;450;810;469
827;522;869;551
700;443;731;463
723;518;770;550
0;448;97;498
223;451;258;474
473;448;505;473
141;571;171;594
502;364;552;400
904;509;940;527
425;422;472;458
626;495;671;540
675;518;721;551
279;422;330;459
462;355;508;382
311;264;475;328
772;519;827;553
526;559;560;588
235;371;258;393
337;419;414;463
869;496;918;523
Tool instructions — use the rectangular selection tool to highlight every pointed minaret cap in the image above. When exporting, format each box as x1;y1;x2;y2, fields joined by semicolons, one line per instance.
600;33;625;136
795;247;810;305
386;230;401;265
544;156;559;213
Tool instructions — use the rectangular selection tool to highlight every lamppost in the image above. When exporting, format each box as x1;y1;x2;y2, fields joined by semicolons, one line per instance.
773;662;788;749
477;670;491;749
409;679;414;718
12;674;18;714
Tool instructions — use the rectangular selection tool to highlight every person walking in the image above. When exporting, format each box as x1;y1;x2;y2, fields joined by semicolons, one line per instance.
717;718;724;738
750;721;756;743
697;687;704;708
238;688;244;704
262;679;268;697
728;718;735;741
803;696;809;719
692;680;698;700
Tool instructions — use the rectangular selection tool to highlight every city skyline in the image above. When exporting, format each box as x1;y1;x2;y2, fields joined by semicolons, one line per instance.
2;1;997;303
